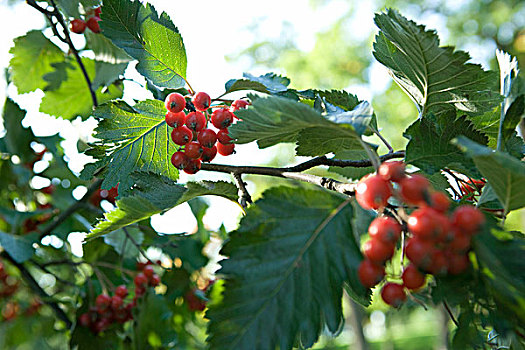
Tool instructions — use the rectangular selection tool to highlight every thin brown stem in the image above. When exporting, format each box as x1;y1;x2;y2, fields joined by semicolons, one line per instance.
232;173;252;208
122;227;155;265
370;126;394;154
443;300;459;327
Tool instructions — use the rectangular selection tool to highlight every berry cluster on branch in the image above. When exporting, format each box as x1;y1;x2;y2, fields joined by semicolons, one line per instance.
70;6;102;34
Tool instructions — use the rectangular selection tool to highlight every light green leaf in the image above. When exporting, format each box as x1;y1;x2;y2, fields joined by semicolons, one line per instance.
103;226;143;258
40;58;122;119
373;9;500;117
454;136;525;213
0;232;38;263
100;0;187;88
230;95;367;156
404;112;487;176
92;61;128;89
88;172;238;239
9;30;64;94
206;186;369;350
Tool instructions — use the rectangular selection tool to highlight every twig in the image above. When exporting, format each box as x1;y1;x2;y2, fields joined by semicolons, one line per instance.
122;227;155;265
26;0;98;107
1;252;72;328
370;126;394;154
93;262;136;276
232;173;252;208
39;179;102;239
41;259;85;267
443;300;459;327
282;172;357;195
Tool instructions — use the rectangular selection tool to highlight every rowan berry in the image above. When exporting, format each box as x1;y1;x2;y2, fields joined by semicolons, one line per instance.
355;174;392;210
165;93;186;113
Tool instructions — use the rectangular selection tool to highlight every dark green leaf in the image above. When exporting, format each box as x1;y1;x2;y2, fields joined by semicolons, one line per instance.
100;0;187;88
43;61;72;91
0;232;38;263
404;112;487;176
0;98;35;162
9;30;64;94
224;72;290;95
134;293;176;350
207;186;369;350
103;226;144;259
454;136;525;212
92;61;127;89
373;9;501;117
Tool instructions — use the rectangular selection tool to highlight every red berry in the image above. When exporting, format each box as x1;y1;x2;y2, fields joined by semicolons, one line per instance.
185;289;206;311
451;205;485;235
96;294;111;310
143;265;154;279
192;92;211;111
185;111;206;131
381;283;406;307
185;142;204;159
165;111;186;128
79;313;92;327
165;93;186;113
428;250;448;275
217;129;232;144
135;286;146;297
230;99;249;113
70;19;86;34
447;253;470;275
197;128;217;148
407;207;441;240
86;16;101;33
362;239;394;264
149;274;161;287
355;174;392;210
41;185;55;195
115;285;128;298
171;126;192;145
200;146;217;162
357;260;385;288
378;161;406;182
93;318;111;333
183;159;201;174
448;229;471;253
405;238;433;269
428;191;450;213
171;151;189;169
217;142;235;156
402;264;426;290
211;108;234;129
94;7;101;16
368;216;402;244
134;273;147;287
111;295;123;310
399;174;430;205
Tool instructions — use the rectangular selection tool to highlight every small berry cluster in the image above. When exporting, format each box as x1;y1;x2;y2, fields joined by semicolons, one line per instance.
356;161;486;307
89;184;119;207
184;279;214;312
70;7;102;34
78;262;161;333
164;92;249;174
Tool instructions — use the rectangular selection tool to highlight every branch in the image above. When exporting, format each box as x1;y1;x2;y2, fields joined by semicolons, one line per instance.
1;252;72;328
443;300;459;327
232;173;252;208
39;179;102;239
26;0;98;108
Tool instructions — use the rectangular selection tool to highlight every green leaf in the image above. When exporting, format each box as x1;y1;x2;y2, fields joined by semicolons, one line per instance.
454;136;525;212
92;61;128;89
134;293;176;350
9;30;64;94
88;172;238;239
43;61;72;91
83;99;178;190
100;0;187;88
206;186;369;350
39;58;122;119
224;73;290;95
0;98;35;163
103;226;144;259
0;232;38;263
404;112;487;176
230;95;368;156
373;9;500;117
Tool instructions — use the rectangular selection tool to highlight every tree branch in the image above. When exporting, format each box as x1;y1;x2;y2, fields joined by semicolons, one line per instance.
232;173;252;208
26;0;98;108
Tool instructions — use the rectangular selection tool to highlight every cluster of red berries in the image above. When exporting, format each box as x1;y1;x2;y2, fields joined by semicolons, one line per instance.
356;161;486;307
184;279;214;312
89;184;119;207
70;7;101;34
78;262;161;333
164;91;249;174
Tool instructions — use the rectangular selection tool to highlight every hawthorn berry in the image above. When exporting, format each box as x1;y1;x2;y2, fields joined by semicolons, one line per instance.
150;274;161;287
115;285;128;298
428;250;448;275
368;216;402;244
211;108;234;129
94;7;101;16
358;260;385;288
143;265;154;279
86;16;101;33
405;238;434;269
381;283;406;307
378;161;406;182
428;191;450;213
355;174;392;210
183;159;201;174
185;142;204;159
185;111;206;131
70;19;86;34
171;152;188;170
217;142;235;156
134;273;148;287
407;207;441;240
171;126;193;145
110;295;123;310
79;313;92;327
451;205;485;235
230;99;249;112
197;128;217;148
446;253;470;275
402;264;425;290
135;286;146;297
192;92;211;111
399;174;430;205
200;146;217;162
95;294;111;310
362;239;394;264
217;129;232;144
448;229;471;253
165;93;186;113
165;111;186;128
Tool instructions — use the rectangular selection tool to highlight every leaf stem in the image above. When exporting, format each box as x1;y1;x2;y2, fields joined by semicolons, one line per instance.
443;300;459;327
369;126;394;154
